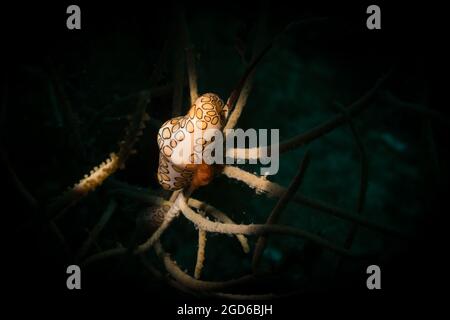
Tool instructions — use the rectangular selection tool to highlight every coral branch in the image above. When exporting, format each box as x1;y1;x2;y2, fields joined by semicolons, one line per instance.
49;33;174;214
224;1;269;131
49;92;151;213
189;198;250;253
47;58;86;160
225;17;328;125
178;193;355;257
185;45;198;104
169;189;181;203
82;245;127;267
86;83;172;132
179;9;198;104
134;193;182;254
140;255;200;296
154;241;257;291
222;165;405;238
222;165;284;196
73;153;121;196
115;91;151;167
380;90;450;126
49;220;71;258
135;188;194;253
252;152;310;271
0;146;38;209
145;243;286;298
77;199;117;259
111;186;250;252
194;213;207;279
224;75;254;131
171;8;185;116
226;70;392;160
334;102;369;249
277;69;392;153
225;43;272;121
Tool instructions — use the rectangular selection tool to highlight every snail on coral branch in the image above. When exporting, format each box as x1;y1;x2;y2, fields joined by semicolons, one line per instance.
155;25;279;194
157;93;228;192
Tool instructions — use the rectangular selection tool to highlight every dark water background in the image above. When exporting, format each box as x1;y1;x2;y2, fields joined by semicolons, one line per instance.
1;0;447;309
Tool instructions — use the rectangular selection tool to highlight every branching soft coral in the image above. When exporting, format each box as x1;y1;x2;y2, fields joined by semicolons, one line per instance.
50;7;408;299
48;92;150;214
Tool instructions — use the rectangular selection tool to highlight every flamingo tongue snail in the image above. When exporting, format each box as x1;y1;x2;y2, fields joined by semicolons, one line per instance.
156;93;227;191
156;29;276;192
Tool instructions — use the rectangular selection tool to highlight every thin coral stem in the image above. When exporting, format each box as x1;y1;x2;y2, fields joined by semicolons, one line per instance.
179;8;198;104
134;188;194;253
169;189;181;203
224;74;254;131
189;198;250;253
194;213;207;279
0;146;38;209
226;70;393;160
223;1;269;131
145;243;285;298
111;187;250;252
224;19;279;124
140;255;200;297
86;83;172;132
380;90;450;126
77;199;117;259
49;36;172;214
185;44;198;104
116;91;151;168
222;165;405;238
85;223;255;293
47;58;86;160
49;220;72;258
171;7;185;116
178;193;355;257
225;18;329;126
334;102;369;249
134;192;183;254
279;69;392;153
48;92;151;215
154;241;257;291
82;245;127;267
252;152;310;271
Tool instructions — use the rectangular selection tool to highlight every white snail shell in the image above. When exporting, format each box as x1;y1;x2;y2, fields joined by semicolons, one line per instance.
157;93;228;190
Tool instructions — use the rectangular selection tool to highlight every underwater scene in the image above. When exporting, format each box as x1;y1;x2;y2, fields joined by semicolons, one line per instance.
2;0;447;311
